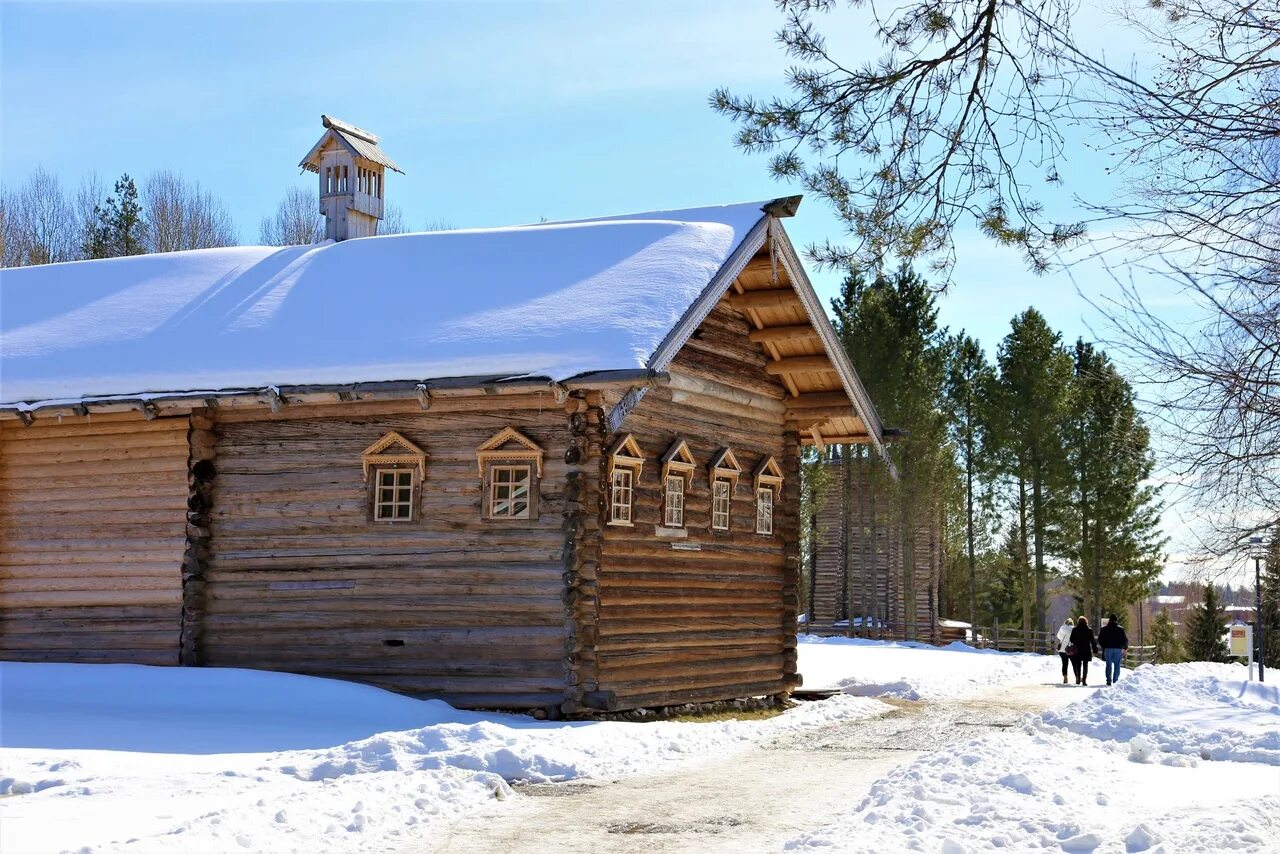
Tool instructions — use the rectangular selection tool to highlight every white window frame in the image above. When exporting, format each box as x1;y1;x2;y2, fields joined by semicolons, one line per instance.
664;474;685;528
755;486;774;535
610;468;635;525
488;464;533;520
711;478;732;531
373;467;416;522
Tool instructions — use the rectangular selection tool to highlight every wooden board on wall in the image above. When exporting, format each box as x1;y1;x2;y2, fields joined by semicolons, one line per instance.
0;414;190;665
597;299;797;709
203;402;573;709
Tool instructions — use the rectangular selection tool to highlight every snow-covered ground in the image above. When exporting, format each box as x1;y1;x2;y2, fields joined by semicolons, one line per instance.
788;662;1280;853
798;634;1065;699
5;643;1277;853
0;661;886;853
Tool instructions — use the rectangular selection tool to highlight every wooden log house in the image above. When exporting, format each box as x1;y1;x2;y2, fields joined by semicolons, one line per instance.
0;120;888;715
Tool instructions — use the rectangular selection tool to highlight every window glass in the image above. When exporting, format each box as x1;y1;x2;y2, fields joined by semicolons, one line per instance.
756;487;774;535
712;479;731;530
375;468;415;521
490;465;531;519
664;475;685;527
610;468;634;524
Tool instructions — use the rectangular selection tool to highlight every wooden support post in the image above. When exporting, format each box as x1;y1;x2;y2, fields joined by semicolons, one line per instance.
180;410;216;666
561;391;605;716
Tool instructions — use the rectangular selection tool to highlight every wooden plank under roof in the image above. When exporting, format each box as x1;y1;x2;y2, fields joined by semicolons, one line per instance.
719;223;879;450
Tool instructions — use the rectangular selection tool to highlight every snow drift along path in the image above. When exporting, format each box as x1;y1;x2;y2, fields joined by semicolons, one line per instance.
0;661;885;853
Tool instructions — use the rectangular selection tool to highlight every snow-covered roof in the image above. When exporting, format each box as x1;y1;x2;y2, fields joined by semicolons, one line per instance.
1;200;780;408
1154;595;1186;605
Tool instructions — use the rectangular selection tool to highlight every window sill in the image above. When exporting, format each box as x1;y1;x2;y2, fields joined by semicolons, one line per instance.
607;520;634;527
655;526;688;538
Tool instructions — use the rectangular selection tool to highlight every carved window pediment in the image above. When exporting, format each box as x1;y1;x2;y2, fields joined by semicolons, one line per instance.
660;438;696;485
361;431;427;481
753;455;784;494
708;447;742;490
606;433;645;478
476;427;544;478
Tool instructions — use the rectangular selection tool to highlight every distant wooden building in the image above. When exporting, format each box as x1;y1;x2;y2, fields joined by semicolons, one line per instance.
807;453;942;642
0;120;888;715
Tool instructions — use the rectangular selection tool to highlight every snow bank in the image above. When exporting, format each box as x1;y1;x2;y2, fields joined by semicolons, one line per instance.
786;725;1280;853
798;635;1063;700
0;202;768;405
0;661;887;853
1043;662;1280;765
788;661;1280;852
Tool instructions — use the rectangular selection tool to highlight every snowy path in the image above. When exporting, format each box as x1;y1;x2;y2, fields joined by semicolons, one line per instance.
427;682;1092;853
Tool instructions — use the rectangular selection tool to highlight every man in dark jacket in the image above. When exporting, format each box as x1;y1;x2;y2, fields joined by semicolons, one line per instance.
1098;614;1129;686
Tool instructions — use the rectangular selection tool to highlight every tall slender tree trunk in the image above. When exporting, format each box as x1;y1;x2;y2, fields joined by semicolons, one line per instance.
966;428;976;627
1018;474;1032;650
1032;461;1047;636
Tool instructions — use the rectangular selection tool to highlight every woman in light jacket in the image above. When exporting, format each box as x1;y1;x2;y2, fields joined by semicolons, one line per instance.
1055;618;1074;685
1069;616;1102;686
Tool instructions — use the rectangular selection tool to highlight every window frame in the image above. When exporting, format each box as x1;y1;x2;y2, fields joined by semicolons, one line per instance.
711;478;732;531
370;465;419;523
476;427;544;522
664;474;686;528
752;455;783;537
755;486;774;535
487;463;534;520
610;467;635;526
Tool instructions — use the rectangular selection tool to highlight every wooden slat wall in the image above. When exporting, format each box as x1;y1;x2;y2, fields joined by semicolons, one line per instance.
808;455;939;639
0;414;190;664
203;399;571;709
597;300;796;709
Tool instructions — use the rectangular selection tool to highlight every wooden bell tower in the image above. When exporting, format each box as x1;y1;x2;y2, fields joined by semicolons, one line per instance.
299;115;404;241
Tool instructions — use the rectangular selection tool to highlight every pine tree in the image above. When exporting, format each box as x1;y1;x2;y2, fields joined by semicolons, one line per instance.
1063;341;1166;627
1185;584;1230;662
991;309;1074;635
1149;608;1183;664
83;174;146;259
830;264;954;638
944;333;997;627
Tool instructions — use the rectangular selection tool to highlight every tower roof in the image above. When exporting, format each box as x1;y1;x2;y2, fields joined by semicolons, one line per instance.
299;115;404;175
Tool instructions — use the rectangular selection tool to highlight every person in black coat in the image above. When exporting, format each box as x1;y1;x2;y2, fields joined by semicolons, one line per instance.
1098;614;1130;686
1069;616;1102;685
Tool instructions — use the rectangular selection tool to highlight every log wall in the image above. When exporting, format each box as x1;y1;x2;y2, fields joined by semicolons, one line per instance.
0;413;190;664
596;300;799;709
201;396;571;709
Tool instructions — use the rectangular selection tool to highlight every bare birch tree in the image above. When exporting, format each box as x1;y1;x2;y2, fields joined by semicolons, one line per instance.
259;187;323;246
142;170;237;252
0;167;79;267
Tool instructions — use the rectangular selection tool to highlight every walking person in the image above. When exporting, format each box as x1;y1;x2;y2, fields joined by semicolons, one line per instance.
1056;618;1074;685
1098;613;1129;686
1069;616;1101;686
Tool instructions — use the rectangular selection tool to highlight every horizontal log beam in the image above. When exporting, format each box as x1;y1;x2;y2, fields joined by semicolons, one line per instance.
783;405;855;422
746;325;820;344
764;356;836;376
725;289;802;311
800;433;876;445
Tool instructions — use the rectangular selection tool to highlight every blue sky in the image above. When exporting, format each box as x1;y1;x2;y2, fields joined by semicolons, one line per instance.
1;1;1215;577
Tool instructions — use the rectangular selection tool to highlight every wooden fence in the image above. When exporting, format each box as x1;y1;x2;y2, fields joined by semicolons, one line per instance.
801;621;1155;668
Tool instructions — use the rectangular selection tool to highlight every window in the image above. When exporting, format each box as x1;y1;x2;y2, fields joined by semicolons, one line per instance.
611;468;634;524
361;431;428;523
755;486;773;535
708;448;742;532
476;427;544;521
659;438;695;530
664;475;685;527
374;468;415;521
752;455;783;537
489;465;532;519
712;479;731;530
606;434;645;527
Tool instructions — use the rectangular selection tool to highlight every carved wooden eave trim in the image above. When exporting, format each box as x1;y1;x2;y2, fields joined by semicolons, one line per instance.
476;426;544;477
753;455;784;494
708;447;743;489
660;438;696;485
606;433;645;478
361;431;427;481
